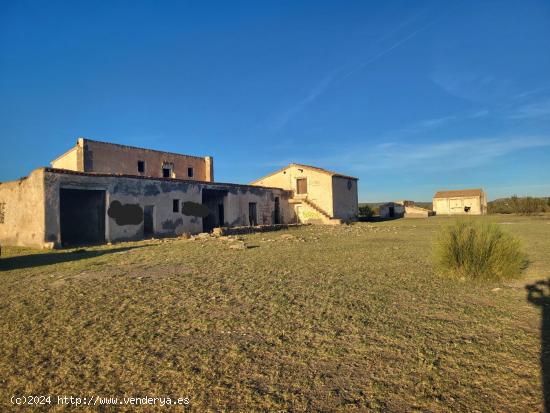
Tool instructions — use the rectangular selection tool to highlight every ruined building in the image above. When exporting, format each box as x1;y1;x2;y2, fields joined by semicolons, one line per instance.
0;138;358;248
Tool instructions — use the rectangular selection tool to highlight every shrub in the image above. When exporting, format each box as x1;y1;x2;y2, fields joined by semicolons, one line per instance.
435;219;527;281
358;205;373;218
488;195;549;215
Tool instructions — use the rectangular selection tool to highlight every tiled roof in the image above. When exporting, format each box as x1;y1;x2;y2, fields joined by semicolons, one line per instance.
251;163;358;184
434;189;484;198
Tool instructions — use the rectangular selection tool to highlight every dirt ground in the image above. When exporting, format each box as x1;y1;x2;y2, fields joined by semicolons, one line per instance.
0;215;548;412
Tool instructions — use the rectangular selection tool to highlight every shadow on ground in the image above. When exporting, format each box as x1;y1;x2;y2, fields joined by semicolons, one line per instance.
0;246;144;271
526;278;550;412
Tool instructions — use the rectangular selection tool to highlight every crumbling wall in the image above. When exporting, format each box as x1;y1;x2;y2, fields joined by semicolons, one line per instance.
223;186;294;228
0;169;46;248
44;171;203;245
41;170;294;246
80;138;213;181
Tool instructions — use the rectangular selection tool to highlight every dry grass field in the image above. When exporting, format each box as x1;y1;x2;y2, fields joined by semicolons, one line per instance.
1;215;548;412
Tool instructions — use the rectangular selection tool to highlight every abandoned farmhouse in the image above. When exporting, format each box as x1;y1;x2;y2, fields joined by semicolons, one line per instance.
0;138;359;248
432;189;488;215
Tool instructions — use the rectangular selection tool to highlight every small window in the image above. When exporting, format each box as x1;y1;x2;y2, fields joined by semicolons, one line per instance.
173;199;180;213
0;202;5;224
137;160;145;173
296;178;307;194
187;167;194;178
163;168;171;178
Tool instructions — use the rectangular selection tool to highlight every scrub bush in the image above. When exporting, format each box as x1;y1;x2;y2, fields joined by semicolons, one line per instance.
435;220;527;281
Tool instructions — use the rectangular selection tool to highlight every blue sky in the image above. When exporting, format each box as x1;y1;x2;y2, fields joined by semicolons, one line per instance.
1;0;549;201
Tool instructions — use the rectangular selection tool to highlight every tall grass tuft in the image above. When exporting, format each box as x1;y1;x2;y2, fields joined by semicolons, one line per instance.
435;219;527;281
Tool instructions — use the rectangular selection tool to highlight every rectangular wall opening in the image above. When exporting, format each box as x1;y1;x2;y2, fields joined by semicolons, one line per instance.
202;188;228;232
60;189;106;246
144;205;155;237
248;202;257;226
274;197;280;224
296;178;307;194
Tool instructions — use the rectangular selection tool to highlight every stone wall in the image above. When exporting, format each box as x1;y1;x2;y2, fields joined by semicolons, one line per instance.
42;169;294;246
51;138;214;182
331;176;358;221
0;169;46;248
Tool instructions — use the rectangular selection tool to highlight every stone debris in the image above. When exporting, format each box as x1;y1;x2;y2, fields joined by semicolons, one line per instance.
229;242;248;250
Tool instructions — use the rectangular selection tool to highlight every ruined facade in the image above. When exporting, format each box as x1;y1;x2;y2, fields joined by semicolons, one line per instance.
251;163;358;224
51;138;214;181
0;140;359;248
0;168;292;248
433;189;487;215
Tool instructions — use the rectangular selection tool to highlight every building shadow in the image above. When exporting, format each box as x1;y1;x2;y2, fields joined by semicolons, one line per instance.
0;246;144;271
357;216;402;222
526;278;550;412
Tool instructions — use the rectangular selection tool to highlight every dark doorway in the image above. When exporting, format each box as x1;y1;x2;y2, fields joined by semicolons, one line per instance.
249;202;257;226
389;206;395;218
218;204;224;227
144;205;154;237
60;189;106;246
202;189;228;232
274;197;280;224
296;178;307;194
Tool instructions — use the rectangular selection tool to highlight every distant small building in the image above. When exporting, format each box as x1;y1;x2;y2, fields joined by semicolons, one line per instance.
379;200;431;219
433;189;487;215
379;201;406;218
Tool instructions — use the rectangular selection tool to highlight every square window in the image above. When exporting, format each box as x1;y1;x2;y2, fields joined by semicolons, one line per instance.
187;167;194;178
163;168;171;178
296;178;307;194
173;199;179;213
137;160;145;173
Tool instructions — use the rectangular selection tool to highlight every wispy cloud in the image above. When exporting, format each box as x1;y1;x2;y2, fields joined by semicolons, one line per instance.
508;98;550;119
395;109;489;135
269;71;340;132
297;136;550;173
269;9;447;132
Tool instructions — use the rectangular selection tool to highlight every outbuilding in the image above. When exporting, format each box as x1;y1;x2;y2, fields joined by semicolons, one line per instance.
432;189;487;215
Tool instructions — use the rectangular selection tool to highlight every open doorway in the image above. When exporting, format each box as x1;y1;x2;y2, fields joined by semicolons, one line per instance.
143;205;155;237
274;197;280;224
202;188;227;232
248;202;257;226
60;188;106;246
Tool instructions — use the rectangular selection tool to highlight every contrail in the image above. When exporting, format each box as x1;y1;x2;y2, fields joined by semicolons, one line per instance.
271;8;450;131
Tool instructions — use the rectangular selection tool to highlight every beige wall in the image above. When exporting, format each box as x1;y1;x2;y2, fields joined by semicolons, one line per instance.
252;165;336;216
51;138;214;182
0;169;46;248
51;147;78;170
331;176;358;220
433;196;486;215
